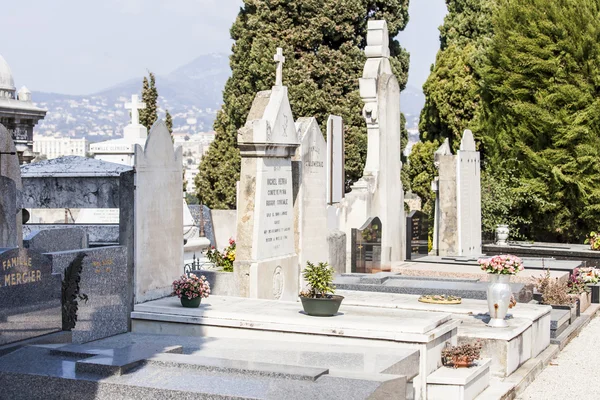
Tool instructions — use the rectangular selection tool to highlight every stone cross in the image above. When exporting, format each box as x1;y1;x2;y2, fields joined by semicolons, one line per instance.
125;95;146;126
274;48;285;86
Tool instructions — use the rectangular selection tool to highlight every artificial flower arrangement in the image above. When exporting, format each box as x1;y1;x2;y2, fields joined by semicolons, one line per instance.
205;238;236;272
478;254;524;275
441;342;482;368
172;273;211;301
576;267;600;285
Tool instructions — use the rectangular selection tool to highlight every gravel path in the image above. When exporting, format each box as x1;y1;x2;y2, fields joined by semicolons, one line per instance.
518;315;600;399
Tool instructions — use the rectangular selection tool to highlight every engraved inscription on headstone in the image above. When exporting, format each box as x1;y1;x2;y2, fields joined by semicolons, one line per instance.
406;210;429;260
351;217;384;273
0;248;62;346
258;159;295;257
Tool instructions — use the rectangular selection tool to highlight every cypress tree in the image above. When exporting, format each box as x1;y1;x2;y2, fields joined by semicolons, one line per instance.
165;110;173;133
197;0;410;209
480;0;600;242
139;72;159;130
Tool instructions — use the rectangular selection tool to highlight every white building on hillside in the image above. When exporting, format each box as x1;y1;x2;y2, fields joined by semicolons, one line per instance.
33;136;88;159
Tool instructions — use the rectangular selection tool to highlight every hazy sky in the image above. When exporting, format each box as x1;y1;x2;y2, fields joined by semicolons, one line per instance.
0;0;447;95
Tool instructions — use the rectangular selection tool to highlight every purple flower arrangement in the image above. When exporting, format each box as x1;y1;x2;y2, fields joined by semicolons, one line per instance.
478;254;524;275
172;274;211;300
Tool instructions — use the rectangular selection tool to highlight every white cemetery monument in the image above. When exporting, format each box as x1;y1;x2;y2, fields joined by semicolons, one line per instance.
293;117;328;285
133;120;183;303
234;48;300;300
326;115;345;205
432;130;482;257
332;20;405;268
91;94;148;166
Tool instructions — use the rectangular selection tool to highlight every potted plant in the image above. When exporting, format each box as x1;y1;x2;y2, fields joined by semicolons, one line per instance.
205;238;236;272
478;255;524;327
441;342;482;368
299;261;343;317
584;232;600;251
172;273;211;308
533;270;577;321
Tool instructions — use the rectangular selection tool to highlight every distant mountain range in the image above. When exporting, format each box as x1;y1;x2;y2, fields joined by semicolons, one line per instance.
32;53;424;141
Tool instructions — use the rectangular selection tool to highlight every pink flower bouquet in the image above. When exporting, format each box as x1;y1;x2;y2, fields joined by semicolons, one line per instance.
478;255;524;275
172;274;211;300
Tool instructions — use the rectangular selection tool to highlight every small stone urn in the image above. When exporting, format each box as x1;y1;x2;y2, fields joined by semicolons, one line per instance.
496;224;510;246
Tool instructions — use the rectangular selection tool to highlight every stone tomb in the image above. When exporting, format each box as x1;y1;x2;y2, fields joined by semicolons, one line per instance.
293;117;328;285
0;247;61;346
351;217;384;273
47;246;130;343
406;210;429;260
234;50;300;300
0;123;23;248
326;115;344;204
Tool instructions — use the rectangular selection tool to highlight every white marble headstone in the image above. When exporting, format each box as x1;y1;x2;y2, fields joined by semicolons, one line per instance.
326;115;344;204
456;130;481;256
133;120;183;303
294;117;328;285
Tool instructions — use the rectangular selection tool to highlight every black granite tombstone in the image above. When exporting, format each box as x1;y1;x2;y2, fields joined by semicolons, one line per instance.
406;210;429;260
351;217;383;273
0;247;62;346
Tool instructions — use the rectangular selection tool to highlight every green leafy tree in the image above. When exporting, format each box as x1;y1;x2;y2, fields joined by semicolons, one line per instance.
407;140;439;218
139;72;158;130
480;0;600;242
165;110;173;133
419;0;497;150
197;0;410;209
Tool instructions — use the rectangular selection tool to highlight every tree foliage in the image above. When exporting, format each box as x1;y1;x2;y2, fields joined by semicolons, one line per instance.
197;0;410;209
419;0;496;151
139;72;159;131
480;0;600;242
165;110;173;134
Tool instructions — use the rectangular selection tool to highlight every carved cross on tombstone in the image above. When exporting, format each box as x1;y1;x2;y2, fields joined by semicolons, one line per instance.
274;48;285;86
125;94;146;126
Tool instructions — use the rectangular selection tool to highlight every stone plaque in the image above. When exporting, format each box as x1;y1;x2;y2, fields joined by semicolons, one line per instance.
257;158;295;258
406;210;429;260
0;248;62;346
351;217;384;273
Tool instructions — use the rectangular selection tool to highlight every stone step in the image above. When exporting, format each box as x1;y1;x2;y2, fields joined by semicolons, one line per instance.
550;309;570;339
427;359;491;400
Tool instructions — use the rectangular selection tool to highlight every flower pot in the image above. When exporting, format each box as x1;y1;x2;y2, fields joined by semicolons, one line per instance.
487;274;511;328
496;225;509;246
451;356;474;368
578;291;591;313
180;296;201;308
300;295;344;317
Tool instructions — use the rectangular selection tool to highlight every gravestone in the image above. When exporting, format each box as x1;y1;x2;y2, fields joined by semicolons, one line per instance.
234;48;300;300
339;20;404;268
351;217;383;273
326;115;344;204
456;130;482;256
293;118;329;284
0;177;17;248
47;246;130;343
188;204;216;248
406;210;429;260
432;131;482;257
0;248;62;346
0;123;22;248
24;227;88;253
133;120;183;303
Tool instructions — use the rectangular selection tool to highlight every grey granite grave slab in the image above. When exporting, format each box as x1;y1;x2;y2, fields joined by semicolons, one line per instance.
416;255;582;274
24;227;87;253
334;274;529;301
23;224;119;245
0;344;408;400
0;176;17;248
0;247;62;346
47;246;130;343
550;309;570;339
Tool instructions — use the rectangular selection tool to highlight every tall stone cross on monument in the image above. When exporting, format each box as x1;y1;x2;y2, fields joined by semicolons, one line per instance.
274;48;285;86
125;95;146;126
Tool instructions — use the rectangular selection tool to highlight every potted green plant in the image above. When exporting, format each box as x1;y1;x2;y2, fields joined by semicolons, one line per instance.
205;238;236;272
299;261;343;316
441;342;482;368
172;273;211;308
